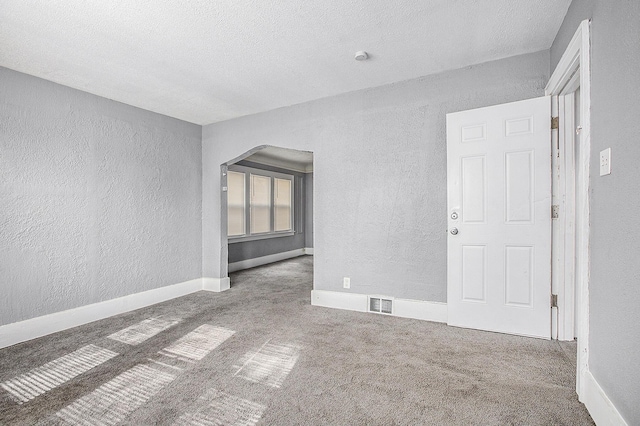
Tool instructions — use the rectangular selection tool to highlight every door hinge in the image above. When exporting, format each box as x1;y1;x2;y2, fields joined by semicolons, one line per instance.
551;205;559;219
551;116;559;130
551;294;558;308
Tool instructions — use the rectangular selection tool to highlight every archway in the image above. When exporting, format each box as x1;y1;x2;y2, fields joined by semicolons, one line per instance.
220;146;313;285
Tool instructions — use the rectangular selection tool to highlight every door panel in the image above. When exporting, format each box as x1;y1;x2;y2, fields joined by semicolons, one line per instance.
447;96;551;339
461;156;487;223
461;245;487;302
504;245;534;306
505;150;534;223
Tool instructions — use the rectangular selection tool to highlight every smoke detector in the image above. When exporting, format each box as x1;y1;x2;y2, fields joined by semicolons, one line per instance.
354;51;369;61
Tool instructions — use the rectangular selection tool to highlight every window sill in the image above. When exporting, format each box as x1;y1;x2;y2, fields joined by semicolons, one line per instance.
228;231;295;244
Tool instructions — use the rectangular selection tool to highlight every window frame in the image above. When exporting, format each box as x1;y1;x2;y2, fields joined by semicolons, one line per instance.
227;164;295;243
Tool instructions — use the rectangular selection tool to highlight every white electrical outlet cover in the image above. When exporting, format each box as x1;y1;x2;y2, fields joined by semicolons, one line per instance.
600;148;611;176
343;277;350;289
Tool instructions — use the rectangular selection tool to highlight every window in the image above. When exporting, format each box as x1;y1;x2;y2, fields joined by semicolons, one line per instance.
250;174;271;234
227;171;245;237
227;165;294;241
274;178;292;232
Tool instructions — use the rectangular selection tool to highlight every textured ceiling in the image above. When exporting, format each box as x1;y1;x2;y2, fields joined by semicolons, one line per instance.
0;0;571;125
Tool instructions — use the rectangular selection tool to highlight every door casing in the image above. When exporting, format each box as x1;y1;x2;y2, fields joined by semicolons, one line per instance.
545;19;591;399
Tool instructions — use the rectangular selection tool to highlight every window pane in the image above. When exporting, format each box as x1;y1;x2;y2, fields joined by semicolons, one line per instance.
227;171;245;236
250;174;271;234
274;178;292;232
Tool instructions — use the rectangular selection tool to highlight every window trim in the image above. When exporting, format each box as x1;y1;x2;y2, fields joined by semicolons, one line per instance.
227;164;295;243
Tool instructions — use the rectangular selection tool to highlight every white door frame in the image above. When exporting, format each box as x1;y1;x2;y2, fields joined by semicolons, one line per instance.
545;19;591;398
551;92;578;342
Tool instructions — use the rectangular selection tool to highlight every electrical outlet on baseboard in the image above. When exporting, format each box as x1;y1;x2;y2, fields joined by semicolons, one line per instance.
343;277;350;289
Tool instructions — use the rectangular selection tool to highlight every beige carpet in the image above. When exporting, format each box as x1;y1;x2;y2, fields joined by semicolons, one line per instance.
0;256;593;425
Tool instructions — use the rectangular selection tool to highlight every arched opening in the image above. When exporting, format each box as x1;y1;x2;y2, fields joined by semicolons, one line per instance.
220;146;313;286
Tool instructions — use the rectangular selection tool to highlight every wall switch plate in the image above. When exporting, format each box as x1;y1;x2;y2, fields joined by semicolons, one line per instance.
600;148;611;176
343;277;350;289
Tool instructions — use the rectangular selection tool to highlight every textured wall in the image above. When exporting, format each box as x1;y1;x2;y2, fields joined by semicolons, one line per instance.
227;161;306;263
550;0;595;70
551;1;640;423
0;67;202;326
304;173;314;249
203;51;549;302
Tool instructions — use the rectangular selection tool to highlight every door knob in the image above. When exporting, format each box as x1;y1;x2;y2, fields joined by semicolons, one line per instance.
450;228;459;235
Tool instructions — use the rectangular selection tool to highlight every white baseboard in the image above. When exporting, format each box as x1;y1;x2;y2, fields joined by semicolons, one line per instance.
582;370;628;426
394;298;448;323
202;277;230;292
311;290;368;312
310;290;447;323
228;248;306;272
0;278;204;350
304;247;314;255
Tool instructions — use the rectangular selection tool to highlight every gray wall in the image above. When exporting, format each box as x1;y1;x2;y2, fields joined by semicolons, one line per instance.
551;1;640;423
227;161;307;263
304;172;314;249
0;67;202;326
203;50;550;302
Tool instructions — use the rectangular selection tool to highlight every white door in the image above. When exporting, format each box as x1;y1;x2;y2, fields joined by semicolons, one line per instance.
446;96;552;339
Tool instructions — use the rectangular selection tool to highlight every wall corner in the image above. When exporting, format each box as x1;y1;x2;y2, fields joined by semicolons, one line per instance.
202;277;231;292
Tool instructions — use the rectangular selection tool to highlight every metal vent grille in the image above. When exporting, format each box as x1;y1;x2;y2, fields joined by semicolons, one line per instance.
381;299;392;314
369;297;381;312
369;297;393;314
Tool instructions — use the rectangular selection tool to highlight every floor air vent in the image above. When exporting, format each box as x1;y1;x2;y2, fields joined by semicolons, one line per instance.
369;296;393;314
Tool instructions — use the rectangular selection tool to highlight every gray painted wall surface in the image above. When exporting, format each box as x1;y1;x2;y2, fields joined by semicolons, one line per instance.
551;2;640;423
305;173;314;249
227;161;306;263
0;67;202;326
203;50;550;302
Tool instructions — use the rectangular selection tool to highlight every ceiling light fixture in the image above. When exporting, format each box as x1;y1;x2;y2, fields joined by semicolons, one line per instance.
354;51;369;61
